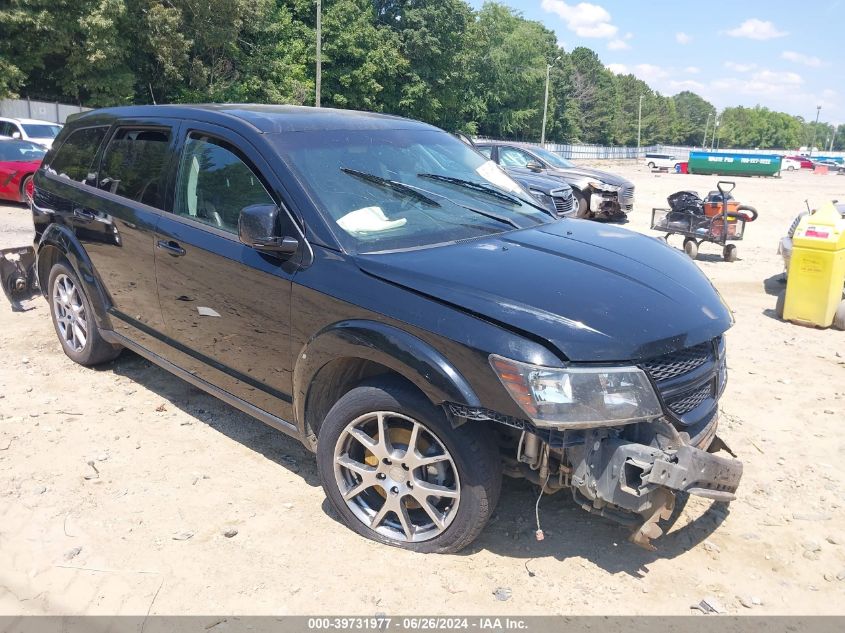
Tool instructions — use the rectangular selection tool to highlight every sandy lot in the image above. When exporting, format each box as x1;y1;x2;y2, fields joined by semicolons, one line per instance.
1;165;844;616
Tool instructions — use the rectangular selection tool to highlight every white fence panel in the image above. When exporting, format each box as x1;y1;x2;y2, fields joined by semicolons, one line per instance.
0;98;90;123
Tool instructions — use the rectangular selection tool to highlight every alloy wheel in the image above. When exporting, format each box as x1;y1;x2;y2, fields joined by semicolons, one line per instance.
52;273;88;352
333;411;460;543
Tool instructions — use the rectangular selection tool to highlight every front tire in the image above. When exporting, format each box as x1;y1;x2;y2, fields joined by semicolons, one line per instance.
316;378;502;553
573;189;590;219
48;260;121;366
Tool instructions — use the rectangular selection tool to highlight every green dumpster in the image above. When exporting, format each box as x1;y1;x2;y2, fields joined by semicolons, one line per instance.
687;151;782;177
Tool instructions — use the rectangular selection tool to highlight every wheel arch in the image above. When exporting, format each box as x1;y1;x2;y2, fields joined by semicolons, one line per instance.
36;223;113;329
294;320;482;447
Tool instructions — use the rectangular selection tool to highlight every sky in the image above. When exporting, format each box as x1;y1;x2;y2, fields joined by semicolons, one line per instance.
468;0;845;125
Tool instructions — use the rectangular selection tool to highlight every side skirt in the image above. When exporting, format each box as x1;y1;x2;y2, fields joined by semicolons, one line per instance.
101;330;302;443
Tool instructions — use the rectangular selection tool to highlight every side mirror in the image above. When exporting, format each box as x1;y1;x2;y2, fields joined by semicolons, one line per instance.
238;203;299;255
11;131;21;139
526;161;544;172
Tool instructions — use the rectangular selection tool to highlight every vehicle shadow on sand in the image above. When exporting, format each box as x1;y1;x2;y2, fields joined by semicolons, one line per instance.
101;350;727;576
101;350;321;487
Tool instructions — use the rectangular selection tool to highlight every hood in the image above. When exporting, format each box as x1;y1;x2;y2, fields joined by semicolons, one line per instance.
355;221;732;362
506;169;573;194
512;165;631;188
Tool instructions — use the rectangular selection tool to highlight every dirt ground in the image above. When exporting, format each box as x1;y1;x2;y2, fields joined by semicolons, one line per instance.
1;164;844;616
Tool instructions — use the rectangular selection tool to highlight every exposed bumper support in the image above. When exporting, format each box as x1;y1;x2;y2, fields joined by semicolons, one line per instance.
1;246;38;311
567;422;743;550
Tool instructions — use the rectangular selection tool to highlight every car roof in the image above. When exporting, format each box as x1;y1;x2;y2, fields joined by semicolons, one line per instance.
0;117;62;125
66;104;438;134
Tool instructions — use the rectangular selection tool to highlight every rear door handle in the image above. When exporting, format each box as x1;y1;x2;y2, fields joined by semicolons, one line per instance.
156;239;186;257
73;207;95;222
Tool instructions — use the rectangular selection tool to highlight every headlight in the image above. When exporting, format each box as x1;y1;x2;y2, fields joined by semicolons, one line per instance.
588;181;621;193
489;355;662;428
528;189;556;213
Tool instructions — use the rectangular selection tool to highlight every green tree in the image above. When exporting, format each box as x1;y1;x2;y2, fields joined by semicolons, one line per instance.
672;91;716;146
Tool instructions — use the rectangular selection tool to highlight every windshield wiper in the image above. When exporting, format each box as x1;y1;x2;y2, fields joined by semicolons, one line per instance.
341;168;440;207
417;173;522;205
453;204;522;229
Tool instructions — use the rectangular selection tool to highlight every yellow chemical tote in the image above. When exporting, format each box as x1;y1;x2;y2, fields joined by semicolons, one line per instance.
783;202;845;328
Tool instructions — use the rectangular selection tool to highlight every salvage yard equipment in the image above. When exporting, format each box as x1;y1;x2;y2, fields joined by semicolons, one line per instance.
0;246;37;311
651;181;758;261
778;202;845;330
687;151;782;178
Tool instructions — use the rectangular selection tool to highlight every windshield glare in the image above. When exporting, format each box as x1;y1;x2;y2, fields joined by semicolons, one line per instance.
273;129;553;252
22;124;62;138
529;146;575;169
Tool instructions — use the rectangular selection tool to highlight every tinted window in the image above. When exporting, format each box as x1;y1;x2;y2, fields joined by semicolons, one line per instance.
174;133;274;234
22;123;62;138
0;140;47;162
476;146;493;159
47;126;109;183
100;127;172;209
0;122;13;136
499;147;534;167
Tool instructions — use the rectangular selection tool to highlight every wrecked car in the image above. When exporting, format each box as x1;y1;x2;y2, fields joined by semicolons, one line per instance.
17;104;741;553
475;140;635;220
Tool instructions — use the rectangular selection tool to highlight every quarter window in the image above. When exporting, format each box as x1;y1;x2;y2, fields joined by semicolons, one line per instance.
99;127;172;209
46;126;109;184
476;146;493;159
174;133;274;234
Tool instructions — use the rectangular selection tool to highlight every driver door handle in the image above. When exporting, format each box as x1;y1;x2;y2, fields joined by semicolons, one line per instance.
156;239;186;257
73;207;95;222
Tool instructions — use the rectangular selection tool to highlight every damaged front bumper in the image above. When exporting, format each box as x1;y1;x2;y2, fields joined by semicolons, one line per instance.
1;246;38;311
565;421;742;549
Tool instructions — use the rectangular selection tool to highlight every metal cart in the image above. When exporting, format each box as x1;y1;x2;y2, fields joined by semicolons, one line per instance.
650;181;757;261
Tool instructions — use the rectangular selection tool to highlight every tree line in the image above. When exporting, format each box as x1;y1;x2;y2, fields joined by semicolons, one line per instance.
1;0;842;150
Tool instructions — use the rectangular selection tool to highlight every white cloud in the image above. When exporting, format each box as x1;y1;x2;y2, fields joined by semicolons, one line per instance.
726;18;787;40
632;63;669;82
669;80;706;92
607;38;629;50
606;63;628;75
725;61;757;72
675;32;692;44
781;50;824;67
684;66;701;74
541;0;618;38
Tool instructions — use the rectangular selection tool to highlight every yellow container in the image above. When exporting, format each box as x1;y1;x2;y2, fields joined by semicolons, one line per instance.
784;202;845;327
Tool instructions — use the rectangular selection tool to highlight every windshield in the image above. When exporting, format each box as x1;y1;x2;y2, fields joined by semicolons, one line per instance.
0;140;47;162
272;129;553;253
528;146;575;169
22;123;62;138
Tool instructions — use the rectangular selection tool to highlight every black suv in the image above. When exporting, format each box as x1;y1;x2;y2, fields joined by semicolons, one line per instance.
29;105;741;553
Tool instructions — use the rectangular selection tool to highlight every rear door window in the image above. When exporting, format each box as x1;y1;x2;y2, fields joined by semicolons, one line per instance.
47;126;109;184
99;127;172;209
173;133;274;234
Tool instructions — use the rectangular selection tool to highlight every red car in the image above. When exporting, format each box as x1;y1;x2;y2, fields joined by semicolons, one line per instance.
785;155;814;169
0;139;47;203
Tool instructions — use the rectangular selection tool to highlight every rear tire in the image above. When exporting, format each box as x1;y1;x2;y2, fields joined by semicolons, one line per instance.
316;377;502;553
647;162;655;169
47;260;121;366
683;238;698;259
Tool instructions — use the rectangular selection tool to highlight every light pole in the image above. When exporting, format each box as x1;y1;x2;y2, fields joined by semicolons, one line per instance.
831;125;837;152
809;105;821;156
540;56;561;145
315;0;322;107
702;112;711;148
636;94;643;158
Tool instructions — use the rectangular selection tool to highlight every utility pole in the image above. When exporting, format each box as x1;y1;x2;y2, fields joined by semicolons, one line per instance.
702;112;711;148
540;56;561;145
809;105;821;156
829;125;836;152
711;116;719;151
315;0;322;107
636;95;643;159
